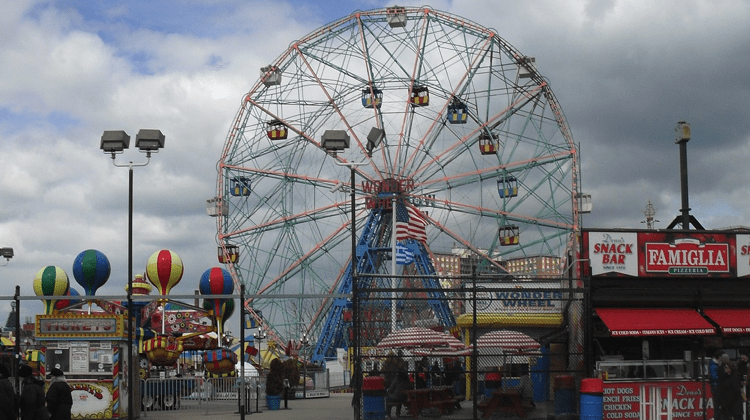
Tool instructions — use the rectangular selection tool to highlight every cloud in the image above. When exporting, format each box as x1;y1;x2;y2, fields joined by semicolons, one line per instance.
3;0;750;335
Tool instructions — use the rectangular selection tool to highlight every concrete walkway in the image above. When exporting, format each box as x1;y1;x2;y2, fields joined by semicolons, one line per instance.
139;393;355;420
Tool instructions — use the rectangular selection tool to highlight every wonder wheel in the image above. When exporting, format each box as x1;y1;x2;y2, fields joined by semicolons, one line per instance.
214;6;580;356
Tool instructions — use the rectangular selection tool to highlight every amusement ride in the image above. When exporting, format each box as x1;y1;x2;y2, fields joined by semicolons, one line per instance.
213;6;582;364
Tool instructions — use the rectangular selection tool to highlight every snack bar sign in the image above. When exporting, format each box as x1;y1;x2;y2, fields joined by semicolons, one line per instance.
645;238;729;275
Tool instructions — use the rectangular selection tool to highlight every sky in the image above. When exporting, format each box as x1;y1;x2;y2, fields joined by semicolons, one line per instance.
2;0;750;336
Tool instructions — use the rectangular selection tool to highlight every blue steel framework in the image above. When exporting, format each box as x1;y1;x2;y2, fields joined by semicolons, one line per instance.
312;200;455;363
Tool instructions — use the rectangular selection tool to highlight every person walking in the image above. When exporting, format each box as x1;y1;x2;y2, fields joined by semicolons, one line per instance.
45;369;71;420
386;369;410;418
0;364;16;420
18;365;46;420
710;350;726;418
719;361;743;420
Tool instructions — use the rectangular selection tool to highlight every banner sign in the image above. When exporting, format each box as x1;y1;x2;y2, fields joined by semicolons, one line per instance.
464;282;563;314
583;230;746;278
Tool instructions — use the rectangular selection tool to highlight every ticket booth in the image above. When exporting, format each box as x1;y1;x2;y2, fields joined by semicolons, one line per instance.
36;312;132;419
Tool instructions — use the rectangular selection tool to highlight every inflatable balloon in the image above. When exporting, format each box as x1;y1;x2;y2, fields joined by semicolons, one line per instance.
33;266;70;314
199;267;234;337
146;250;184;296
72;249;111;296
126;274;152;295
55;287;81;310
203;298;234;331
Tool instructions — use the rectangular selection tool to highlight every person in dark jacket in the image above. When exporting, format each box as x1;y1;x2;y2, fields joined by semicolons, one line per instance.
0;364;16;420
386;370;410;418
45;369;71;420
18;365;46;420
719;361;743;420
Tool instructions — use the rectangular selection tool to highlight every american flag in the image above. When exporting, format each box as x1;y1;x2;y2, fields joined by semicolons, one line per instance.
396;201;427;243
396;243;415;265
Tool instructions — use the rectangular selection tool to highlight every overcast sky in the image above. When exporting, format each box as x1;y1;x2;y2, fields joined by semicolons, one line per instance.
2;0;750;333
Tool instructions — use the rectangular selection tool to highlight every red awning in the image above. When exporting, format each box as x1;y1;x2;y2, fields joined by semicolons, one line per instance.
703;309;750;334
595;308;716;337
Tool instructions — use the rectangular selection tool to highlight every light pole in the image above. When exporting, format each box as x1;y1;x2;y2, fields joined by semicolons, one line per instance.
335;161;366;420
300;331;310;399
239;284;247;418
253;326;267;372
322;126;381;420
100;129;165;420
12;285;20;392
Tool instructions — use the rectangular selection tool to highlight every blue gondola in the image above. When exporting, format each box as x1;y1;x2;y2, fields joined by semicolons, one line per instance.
362;87;383;109
230;177;251;196
498;176;518;198
447;101;468;124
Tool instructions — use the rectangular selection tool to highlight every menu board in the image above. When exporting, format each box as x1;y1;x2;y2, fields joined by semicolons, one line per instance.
603;381;713;419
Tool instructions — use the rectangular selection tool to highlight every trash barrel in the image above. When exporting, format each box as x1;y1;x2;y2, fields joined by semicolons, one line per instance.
553;375;575;416
484;372;502;397
580;378;603;420
362;376;386;420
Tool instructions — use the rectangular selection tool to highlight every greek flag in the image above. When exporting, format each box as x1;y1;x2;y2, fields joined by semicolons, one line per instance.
396;243;414;265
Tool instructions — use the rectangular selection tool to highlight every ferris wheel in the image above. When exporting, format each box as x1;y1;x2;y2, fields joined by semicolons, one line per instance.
215;6;580;348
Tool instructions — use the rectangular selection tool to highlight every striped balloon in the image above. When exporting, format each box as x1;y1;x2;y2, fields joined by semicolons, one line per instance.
33;266;70;314
202;298;234;331
146;249;184;296
199;267;234;337
72;249;111;296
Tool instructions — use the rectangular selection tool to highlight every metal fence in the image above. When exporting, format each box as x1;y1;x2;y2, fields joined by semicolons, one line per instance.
139;368;332;415
135;275;587;419
351;275;587;419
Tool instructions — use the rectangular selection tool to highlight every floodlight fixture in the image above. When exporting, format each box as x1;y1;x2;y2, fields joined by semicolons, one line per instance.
135;129;166;153
100;131;130;156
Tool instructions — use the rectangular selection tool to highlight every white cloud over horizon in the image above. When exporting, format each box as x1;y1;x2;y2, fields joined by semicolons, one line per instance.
2;0;750;334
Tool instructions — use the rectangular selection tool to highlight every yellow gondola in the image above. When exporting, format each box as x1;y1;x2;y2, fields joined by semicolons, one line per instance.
218;244;239;264
479;132;496;155
499;225;520;246
410;86;429;106
266;119;288;140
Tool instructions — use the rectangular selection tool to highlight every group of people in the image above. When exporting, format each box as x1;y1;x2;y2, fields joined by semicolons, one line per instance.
709;350;749;420
0;364;73;420
375;356;465;417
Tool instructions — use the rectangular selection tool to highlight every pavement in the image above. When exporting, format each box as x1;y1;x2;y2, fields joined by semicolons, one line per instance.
139;393;355;420
136;392;555;420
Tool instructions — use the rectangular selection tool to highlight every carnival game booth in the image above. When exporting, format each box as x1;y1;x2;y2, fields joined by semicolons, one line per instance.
583;228;750;420
36;311;130;419
32;250;136;419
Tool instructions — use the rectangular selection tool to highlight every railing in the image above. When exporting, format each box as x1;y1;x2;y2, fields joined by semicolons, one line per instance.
140;376;263;415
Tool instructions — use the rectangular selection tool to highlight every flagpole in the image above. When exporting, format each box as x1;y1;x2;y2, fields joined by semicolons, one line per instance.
391;195;397;332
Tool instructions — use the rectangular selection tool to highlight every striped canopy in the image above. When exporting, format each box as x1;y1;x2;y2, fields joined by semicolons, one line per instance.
376;327;465;350
476;330;541;354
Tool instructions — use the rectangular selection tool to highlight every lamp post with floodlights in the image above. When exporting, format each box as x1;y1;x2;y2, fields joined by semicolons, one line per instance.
322;126;381;420
100;129;165;420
